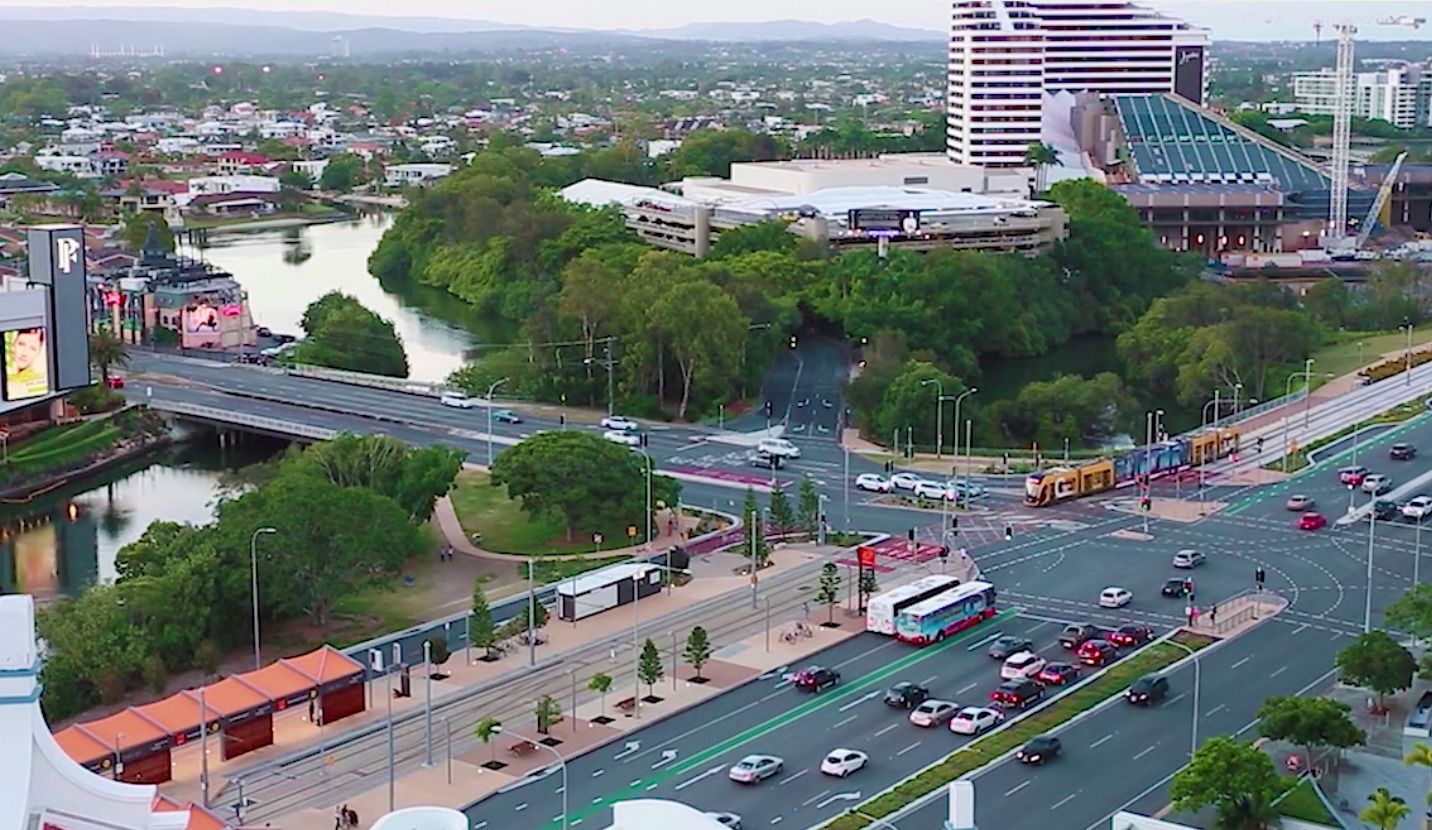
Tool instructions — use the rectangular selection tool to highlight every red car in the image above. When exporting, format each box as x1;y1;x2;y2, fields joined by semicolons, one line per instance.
1108;625;1154;648
104;375;125;389
1077;639;1118;667
1298;511;1327;531
1338;466;1368;486
1035;662;1081;686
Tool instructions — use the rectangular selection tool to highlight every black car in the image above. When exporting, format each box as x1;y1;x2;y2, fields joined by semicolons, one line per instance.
1034;662;1080;687
1016;735;1062;765
793;665;841;692
988;636;1034;660
1058;623;1097;649
883;681;931;709
1161;577;1192;598
1391;443;1418;461
1126;673;1170;705
991;678;1044;710
1372;499;1400;521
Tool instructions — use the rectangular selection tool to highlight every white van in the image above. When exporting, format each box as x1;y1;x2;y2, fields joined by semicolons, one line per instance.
440;390;477;409
757;437;800;459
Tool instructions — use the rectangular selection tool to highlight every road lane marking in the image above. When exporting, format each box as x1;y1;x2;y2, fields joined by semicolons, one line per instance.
1005;781;1031;797
1230;656;1252;670
1205;704;1227;717
779;769;808;786
674;766;725;791
833;715;858;729
591;770;604;778
515;804;528;812
921;675;939;686
770;818;783;825
958;681;979;694
967;631;1004;651
1292;624;1309;635
1051;793;1079;810
896;741;922;757
1089;734;1114;749
645;783;659;791
1161;693;1186;708
875;723;900;737
838;691;881;712
1133;745;1158;761
1271;665;1288;677
802;790;832;807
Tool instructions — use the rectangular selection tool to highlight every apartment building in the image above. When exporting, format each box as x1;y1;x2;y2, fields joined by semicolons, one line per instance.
1293;63;1432;129
947;0;1209;167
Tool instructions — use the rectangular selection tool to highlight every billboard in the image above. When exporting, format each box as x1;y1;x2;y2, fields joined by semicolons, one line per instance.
25;225;91;393
848;208;921;236
185;301;221;333
3;327;52;400
1174;45;1206;104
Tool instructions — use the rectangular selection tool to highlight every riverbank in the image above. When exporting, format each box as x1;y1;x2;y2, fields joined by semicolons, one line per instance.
0;409;171;503
179;210;348;235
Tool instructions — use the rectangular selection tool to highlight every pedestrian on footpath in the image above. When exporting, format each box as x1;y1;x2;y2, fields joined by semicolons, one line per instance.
1210;603;1218;624
802;601;810;618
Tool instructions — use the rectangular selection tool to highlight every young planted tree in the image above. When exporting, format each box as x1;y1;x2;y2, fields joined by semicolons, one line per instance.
1256;695;1365;770
1361;787;1410;830
742;487;770;567
535;694;561;735
797;476;821;534
471;580;496;660
683;626;713;682
859;569;879;602
474;717;502;765
426;636;452;679
818;562;842;626
1170;736;1288;830
1337;631;1417;711
590;672;613;720
638;638;664;698
767;483;794;536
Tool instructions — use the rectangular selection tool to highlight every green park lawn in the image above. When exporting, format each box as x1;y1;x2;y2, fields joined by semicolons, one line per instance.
1274;777;1339;826
448;470;643;555
1310;324;1432;379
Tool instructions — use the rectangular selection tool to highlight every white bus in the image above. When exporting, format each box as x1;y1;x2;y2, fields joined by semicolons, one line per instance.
895;582;998;646
865;575;961;635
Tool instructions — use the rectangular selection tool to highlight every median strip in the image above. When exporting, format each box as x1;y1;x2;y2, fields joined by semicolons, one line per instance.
819;631;1214;830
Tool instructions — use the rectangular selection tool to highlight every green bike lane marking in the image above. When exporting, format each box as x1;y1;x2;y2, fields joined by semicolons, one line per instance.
534;609;1021;829
1224;410;1432;515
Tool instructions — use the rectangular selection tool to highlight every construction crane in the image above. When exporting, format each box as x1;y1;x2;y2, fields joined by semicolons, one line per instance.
1355;152;1407;250
1377;16;1426;28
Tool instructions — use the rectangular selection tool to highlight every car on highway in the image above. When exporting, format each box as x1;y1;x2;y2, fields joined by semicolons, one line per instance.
601;415;639;431
491;409;522;424
1373;499;1400;521
884;682;931;709
913;480;956;501
1162;577;1192;598
1391;443;1418;461
909;699;959;727
1035;662;1081;687
748;451;784;469
1059;623;1098;649
890;472;924;491
1285;494;1314;511
1108;625;1155;648
950;706;1004;736
1298;511;1328;531
1001;651;1046;680
439;391;477;408
990;678;1044;710
1338;465;1369;486
1077;639;1119;667
1126;674;1170;705
705;813;742;829
988;635;1034;659
1362;474;1393;494
1016;735;1062;765
757;438;801;459
855;474;893;493
727;754;783;783
603;430;642;447
793;666;841;693
1098;587;1133;608
1172;549;1206;569
819;749;868;778
1404;496;1432;521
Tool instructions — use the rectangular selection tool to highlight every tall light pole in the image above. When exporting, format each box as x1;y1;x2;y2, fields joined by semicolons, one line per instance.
920;378;944;457
1404;321;1415;386
1282;366;1331;472
1366;506;1378;633
493;726;567;830
1167;639;1201;758
953;388;976;487
1302;357;1315;428
1416;518;1424;588
249;527;276;670
486;377;508;467
583;338;618;416
1232;383;1243;415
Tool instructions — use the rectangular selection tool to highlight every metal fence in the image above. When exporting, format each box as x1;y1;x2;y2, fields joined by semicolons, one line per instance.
148;399;339;441
285;363;445;398
1210;388;1308;430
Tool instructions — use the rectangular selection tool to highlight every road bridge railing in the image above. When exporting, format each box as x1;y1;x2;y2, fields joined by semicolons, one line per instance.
285;363;446;398
149;399;339;441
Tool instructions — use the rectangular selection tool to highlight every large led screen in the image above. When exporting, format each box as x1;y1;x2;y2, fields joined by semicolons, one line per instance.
3;327;52;400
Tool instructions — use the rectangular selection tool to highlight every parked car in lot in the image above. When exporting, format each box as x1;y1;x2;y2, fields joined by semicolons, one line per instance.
950;706;1004;736
793;666;841;693
890;473;924;491
1172;550;1206;569
1035;662;1080;687
1404;496;1432;521
909;700;959;727
727;755;783;783
1059;623;1097;649
1001;651;1047;680
884;682;931;709
1362;474;1393;494
855;474;893;493
1298;511;1327;531
988;636;1034;659
1126;674;1170;705
819;749;868;778
1098;587;1133;608
1338;465;1369;486
1285;494;1314;511
1016;735;1061;765
601;415;639;431
1391;443;1418;461
990;678;1044;710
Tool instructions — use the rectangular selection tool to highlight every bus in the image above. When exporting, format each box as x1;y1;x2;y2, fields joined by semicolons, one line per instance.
865;575;961;635
894;582;998;646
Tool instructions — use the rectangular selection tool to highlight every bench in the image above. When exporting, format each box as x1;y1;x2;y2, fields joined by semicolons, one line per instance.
507;740;539;756
615;697;638;714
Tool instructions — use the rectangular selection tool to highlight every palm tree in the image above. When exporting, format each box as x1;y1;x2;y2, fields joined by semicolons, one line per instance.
1361;787;1410;830
1024;142;1060;195
89;326;129;382
1404;743;1432;808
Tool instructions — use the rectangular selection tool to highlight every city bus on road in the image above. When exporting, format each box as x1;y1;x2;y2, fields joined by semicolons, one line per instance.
865;575;961;635
894;581;998;646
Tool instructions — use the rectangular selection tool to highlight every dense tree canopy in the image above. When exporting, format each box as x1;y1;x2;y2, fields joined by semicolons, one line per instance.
1171;736;1288;830
294;291;410;378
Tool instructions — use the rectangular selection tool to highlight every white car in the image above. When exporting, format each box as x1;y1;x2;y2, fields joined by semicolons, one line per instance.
913;480;956;501
819;748;869;777
1405;496;1432;521
603;430;641;447
1362;474;1393;494
947;480;986;499
439;391;477;408
950;706;1004;736
727;754;783;783
1099;587;1133;608
855;474;893;493
1001;651;1047;681
890;473;925;492
757;438;801;459
909;699;958;727
601;415;639;431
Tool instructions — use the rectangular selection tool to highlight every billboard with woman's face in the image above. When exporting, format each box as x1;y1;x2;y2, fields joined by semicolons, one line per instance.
3;327;51;400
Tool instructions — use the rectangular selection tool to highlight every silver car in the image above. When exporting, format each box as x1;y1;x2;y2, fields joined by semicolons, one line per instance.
727;754;783;783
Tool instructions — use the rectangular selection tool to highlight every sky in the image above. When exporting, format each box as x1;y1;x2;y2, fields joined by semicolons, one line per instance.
2;0;1430;39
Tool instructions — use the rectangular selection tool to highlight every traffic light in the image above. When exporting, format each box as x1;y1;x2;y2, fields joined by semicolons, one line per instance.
1004;525;1013;541
789;335;798;349
764;400;773;418
1140;497;1151;511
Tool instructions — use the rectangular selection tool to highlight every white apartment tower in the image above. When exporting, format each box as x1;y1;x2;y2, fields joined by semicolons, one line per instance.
1293;64;1432;129
948;0;1210;166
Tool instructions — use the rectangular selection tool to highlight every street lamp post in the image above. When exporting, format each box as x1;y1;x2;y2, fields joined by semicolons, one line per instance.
1405;321;1415;386
951;388;977;489
495;726;568;830
1302;358;1315;428
1167;640;1202;757
920;379;944;457
486;377;509;467
1366;506;1378;633
249;527;276;670
423;639;434;767
1417;518;1424;588
1232;383;1243;416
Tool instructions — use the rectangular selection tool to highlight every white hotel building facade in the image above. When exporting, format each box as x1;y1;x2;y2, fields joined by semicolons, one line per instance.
947;0;1210;166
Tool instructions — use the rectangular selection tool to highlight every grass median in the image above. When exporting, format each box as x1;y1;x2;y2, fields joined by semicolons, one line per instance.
822;631;1215;830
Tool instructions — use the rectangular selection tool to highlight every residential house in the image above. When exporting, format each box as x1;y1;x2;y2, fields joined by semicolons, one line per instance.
186;175;281;196
34;155;95;176
185;191;282;218
383;163;453;187
216;151;274;175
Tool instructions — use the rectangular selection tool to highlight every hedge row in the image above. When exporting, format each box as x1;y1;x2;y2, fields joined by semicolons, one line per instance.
1364;347;1432;383
822;633;1214;830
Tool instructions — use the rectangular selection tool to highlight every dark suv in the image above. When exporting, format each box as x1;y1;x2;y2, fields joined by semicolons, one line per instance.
883;681;931;709
1391;443;1418;461
794;665;841;692
1059;623;1097;649
1372;499;1400;521
1126;674;1170;705
990;678;1044;710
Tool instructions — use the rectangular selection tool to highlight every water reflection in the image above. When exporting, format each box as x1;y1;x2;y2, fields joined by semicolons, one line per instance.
186;212;513;383
0;433;287;601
